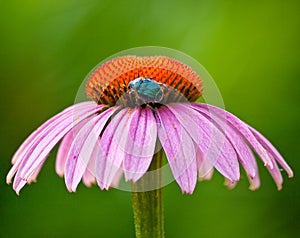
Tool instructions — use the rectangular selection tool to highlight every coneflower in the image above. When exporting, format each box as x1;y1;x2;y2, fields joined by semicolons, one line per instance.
7;49;293;238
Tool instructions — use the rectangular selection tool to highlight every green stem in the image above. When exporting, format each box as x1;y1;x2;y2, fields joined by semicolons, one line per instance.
131;148;164;238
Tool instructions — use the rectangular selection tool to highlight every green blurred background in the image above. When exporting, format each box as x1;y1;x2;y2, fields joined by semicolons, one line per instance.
0;0;299;237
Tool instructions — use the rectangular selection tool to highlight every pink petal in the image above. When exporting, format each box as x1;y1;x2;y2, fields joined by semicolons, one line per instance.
7;101;96;184
194;103;293;190
249;127;293;178
64;117;98;191
167;103;240;183
11;101;95;165
110;166;123;188
27;163;43;184
248;173;260;191
11;102;104;192
224;179;237;189
193;105;259;187
65;107;116;192
266;158;283;190
194;103;273;169
14;178;27;195
96;109;129;190
156;106;197;194
123;107;157;182
82;170;96;187
83;141;124;190
55;126;77;177
82;142;99;187
195;146;214;181
22;104;103;178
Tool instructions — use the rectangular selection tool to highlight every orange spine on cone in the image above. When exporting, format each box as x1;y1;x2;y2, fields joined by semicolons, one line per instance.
86;56;203;105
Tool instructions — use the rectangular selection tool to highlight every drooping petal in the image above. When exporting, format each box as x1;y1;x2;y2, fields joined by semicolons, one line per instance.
110;165;123;188
193;104;260;188
266;158;283;190
195;146;214;181
11;101;96;165
194;103;293;189
14;178;27;195
248;174;261;191
56;124;79;177
156;106;197;194
82;169;96;187
83;143;123;189
64;117;98;191
65;107;116;192
249;127;293;178
82;141;99;187
26;163;43;184
7;101;97;184
123;107;157;182
11;102;104;192
194;103;273;169
167;103;240;183
224;179;237;189
96;109;129;190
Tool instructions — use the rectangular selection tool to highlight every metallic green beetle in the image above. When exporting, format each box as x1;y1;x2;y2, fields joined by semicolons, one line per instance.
128;77;164;103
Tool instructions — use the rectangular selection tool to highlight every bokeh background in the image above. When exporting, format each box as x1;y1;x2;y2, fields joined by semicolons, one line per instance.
0;0;299;237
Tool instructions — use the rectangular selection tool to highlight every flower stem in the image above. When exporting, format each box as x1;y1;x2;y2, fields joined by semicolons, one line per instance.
131;148;164;238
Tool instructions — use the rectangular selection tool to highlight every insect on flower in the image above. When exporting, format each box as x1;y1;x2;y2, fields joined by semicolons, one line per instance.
128;77;164;104
7;49;293;195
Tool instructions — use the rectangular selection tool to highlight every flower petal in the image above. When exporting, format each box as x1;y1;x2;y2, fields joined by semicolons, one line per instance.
84;146;122;188
64;117;98;191
110;166;123;188
193;104;260;187
11;101;95;165
248;174;261;191
82;169;96;187
11;102;104;193
81;140;101;187
26;163;43;184
194;103;273;169
249;127;293;178
123;107;157;182
266;158;283;190
195;146;214;181
56;125;77;177
167;103;239;183
65;107;116;192
224;179;237;189
14;178;27;195
156;106;197;194
96;109;129;190
7;101;96;184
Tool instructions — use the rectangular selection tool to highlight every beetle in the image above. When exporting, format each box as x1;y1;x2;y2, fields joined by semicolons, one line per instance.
128;77;164;104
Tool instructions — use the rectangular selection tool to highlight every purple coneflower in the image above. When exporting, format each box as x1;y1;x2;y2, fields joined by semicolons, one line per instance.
7;52;294;238
7;55;293;195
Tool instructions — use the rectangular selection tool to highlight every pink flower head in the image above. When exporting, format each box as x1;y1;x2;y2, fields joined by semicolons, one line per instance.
7;55;293;194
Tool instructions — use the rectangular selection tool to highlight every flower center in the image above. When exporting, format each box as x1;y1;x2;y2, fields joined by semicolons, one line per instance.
86;56;203;106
